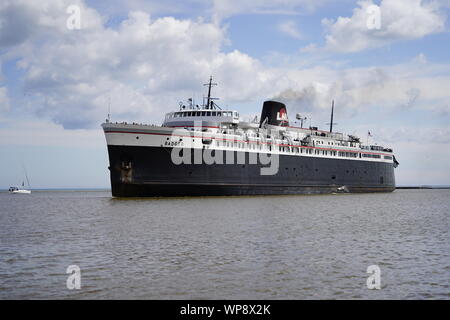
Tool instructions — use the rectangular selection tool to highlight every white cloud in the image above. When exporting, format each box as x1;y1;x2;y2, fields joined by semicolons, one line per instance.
303;0;446;53
1;0;450;134
278;20;303;39
270;54;450;123
1;1;281;128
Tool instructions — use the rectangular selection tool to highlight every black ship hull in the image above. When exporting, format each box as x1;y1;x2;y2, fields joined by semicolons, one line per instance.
106;145;395;197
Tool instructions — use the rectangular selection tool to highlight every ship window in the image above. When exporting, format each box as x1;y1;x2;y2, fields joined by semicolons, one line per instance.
217;112;222;116
183;113;187;117
207;111;211;116
202;111;206;116
212;112;217;116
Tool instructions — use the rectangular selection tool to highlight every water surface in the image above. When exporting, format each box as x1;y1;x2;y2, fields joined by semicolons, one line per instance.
0;189;448;299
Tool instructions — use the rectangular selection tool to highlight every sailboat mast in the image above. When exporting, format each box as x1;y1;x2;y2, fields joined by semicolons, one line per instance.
22;164;31;188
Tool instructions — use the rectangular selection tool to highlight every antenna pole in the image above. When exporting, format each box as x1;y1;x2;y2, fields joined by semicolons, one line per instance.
326;100;337;133
207;76;212;109
330;100;334;133
107;95;111;122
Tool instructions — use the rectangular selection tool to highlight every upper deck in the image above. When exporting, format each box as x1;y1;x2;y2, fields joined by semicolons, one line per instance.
102;76;397;166
163;109;240;128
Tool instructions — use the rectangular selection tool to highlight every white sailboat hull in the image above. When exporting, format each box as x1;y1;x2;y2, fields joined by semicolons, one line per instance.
10;189;31;194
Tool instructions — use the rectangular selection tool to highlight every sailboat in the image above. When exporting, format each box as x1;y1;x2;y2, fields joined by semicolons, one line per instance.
9;166;32;194
9;182;31;194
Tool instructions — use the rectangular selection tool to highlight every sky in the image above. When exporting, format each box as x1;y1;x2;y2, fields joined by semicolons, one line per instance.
1;0;450;188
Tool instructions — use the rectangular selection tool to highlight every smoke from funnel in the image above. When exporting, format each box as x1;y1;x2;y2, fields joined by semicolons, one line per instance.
271;84;332;114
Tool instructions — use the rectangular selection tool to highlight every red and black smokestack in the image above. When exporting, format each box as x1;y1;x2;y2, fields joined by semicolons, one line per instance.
259;101;289;128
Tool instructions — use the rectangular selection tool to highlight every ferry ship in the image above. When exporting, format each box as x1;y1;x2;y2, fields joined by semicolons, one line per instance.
102;77;398;197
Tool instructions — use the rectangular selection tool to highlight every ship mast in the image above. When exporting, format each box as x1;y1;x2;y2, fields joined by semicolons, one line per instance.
204;76;217;109
327;100;338;133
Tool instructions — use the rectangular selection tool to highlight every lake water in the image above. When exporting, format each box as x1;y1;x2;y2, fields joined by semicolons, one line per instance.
0;189;448;299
